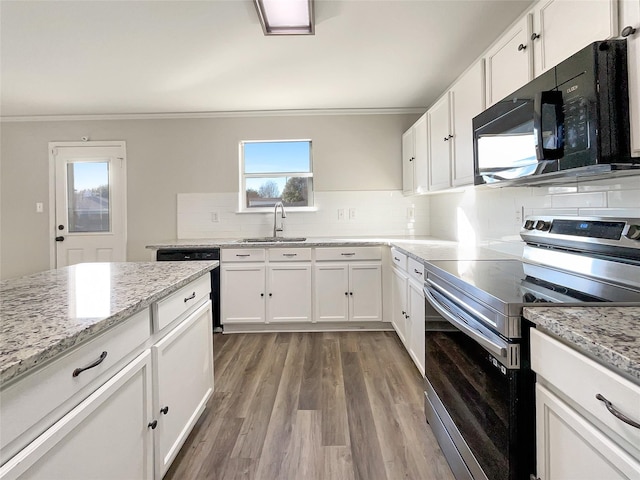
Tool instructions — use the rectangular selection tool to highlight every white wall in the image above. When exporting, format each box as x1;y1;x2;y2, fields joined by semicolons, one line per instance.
429;176;640;255
0;112;420;279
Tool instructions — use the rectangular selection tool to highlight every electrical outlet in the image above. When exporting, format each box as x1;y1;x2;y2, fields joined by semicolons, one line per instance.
515;208;522;223
211;212;219;223
349;208;356;220
338;209;345;220
407;206;415;220
36;202;44;213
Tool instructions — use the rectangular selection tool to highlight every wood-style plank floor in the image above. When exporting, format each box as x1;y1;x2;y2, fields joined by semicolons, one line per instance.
165;331;454;480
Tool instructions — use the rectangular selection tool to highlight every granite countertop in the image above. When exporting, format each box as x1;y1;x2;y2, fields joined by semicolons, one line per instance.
0;261;218;386
524;306;640;384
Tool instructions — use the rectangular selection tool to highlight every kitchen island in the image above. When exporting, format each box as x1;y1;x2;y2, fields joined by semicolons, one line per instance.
0;260;218;479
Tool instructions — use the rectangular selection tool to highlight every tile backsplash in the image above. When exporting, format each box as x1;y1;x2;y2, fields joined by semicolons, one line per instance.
177;190;429;239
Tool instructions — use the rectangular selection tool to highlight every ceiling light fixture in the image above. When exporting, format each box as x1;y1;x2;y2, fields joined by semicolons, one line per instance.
254;0;314;35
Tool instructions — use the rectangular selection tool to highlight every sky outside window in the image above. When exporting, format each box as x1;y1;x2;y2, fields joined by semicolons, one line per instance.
244;141;310;174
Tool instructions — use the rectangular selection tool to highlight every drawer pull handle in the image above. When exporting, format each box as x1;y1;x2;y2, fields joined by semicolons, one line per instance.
282;253;297;257
341;253;356;256
72;351;108;377
596;394;640;429
235;254;251;257
394;256;400;261
184;292;196;303
160;406;169;415
414;269;422;276
148;420;158;430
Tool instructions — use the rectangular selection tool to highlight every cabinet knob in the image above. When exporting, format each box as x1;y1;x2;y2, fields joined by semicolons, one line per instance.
55;236;65;242
160;406;169;415
345;292;349;296
622;25;637;37
518;43;527;51
269;293;272;297
349;292;353;296
260;293;264;297
148;420;158;430
401;310;406;315
531;32;540;40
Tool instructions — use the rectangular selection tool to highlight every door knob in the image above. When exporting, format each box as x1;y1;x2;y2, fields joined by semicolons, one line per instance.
55;236;65;242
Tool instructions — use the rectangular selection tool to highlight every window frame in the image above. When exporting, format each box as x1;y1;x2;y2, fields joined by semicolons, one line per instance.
239;139;315;212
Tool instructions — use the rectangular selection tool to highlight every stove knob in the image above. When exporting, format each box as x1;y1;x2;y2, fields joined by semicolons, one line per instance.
535;220;551;231
523;220;535;230
626;224;640;240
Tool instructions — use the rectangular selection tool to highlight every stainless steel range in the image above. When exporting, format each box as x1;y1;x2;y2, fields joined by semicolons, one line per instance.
423;216;640;480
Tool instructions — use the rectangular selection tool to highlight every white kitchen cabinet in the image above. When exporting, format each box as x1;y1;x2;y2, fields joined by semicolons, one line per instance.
407;277;425;376
152;300;214;478
0;351;154;480
402;113;428;195
427;93;453;192
531;0;618;75
531;328;640;479
221;264;266;324
450;60;485;187
349;264;383;321
267;263;312;323
621;0;640;156
391;266;408;345
485;14;533;107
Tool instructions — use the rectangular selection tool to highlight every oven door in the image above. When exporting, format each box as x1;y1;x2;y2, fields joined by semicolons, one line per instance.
424;284;532;480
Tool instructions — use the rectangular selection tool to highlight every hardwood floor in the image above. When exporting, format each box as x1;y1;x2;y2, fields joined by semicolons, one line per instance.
165;331;454;480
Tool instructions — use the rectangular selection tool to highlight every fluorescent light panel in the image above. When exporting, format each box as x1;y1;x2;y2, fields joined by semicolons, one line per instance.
254;0;314;35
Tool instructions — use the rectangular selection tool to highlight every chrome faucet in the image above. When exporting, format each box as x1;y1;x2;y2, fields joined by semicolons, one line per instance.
273;202;287;238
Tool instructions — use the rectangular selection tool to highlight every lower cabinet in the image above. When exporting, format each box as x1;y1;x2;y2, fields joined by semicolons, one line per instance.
407;279;425;375
0;351;154;480
391;266;408;344
221;264;266;324
267;264;312;323
152;300;214;478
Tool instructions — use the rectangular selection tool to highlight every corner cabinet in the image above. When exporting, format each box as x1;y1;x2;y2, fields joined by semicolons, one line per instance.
402;114;428;195
531;328;640;480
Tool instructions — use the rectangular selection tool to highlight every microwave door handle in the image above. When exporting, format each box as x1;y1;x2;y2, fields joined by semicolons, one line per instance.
534;90;565;161
424;285;507;359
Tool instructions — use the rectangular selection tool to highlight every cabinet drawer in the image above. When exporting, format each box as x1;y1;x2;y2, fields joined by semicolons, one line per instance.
221;248;266;262
268;248;312;262
390;248;408;271
154;275;211;331
0;309;150;463
408;257;425;283
315;246;382;261
531;328;640;457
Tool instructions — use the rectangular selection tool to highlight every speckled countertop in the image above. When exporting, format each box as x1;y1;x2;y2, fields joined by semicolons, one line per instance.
524;306;640;384
0;261;217;386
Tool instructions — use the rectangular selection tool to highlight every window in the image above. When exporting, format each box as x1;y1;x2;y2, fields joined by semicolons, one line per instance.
240;140;313;210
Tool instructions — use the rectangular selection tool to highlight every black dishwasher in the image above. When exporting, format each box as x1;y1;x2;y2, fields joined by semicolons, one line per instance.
156;248;221;332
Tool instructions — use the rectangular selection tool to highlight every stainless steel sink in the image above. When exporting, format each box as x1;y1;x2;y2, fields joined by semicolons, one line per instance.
239;237;307;243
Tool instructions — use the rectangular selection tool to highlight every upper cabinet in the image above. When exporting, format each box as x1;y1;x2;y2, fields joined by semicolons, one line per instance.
620;0;640;156
532;0;618;75
485;15;533;107
402;113;428;195
427;94;453;192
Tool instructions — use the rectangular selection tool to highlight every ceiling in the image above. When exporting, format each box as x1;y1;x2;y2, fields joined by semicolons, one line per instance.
0;0;533;118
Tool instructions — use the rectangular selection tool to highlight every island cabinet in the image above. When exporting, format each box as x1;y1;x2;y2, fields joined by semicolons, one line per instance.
314;247;382;323
531;328;640;480
0;274;214;480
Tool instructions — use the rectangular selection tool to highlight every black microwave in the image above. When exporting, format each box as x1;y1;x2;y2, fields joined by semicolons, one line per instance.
473;40;636;186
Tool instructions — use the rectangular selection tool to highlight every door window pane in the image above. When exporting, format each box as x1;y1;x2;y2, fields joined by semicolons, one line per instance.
67;161;110;233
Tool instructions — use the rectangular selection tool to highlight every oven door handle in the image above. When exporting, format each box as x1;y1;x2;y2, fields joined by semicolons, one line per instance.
424;285;508;359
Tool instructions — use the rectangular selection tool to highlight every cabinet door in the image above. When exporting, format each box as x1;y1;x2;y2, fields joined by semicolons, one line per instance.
408;280;425;376
153;301;214;478
427;93;452;191
391;267;408;345
485;14;533;106
221;264;265;323
535;384;640;480
0;352;153;480
532;0;618;75
349;263;382;322
621;0;640;156
402;127;415;195
315;264;349;322
413;114;429;194
451;60;485;187
267;264;312;323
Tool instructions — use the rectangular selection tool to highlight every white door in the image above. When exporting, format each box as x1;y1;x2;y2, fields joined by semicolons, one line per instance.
349;263;382;322
314;264;349;322
220;264;266;323
428;93;452;192
391;267;408;345
267;264;312;323
51;142;127;268
408;279;425;375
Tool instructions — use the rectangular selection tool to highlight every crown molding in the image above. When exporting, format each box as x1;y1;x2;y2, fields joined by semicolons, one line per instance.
0;107;426;123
